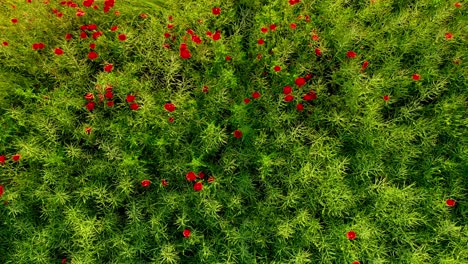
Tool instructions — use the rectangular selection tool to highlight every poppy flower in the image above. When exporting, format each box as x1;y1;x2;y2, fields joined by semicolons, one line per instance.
104;91;113;99
212;31;221;41
315;48;321;56
303;91;317;101
110;25;118;31
168;117;174;123
206;31;212;37
208;176;215;183
194;182;203;191
455;2;461;8
346;50;356;58
57;13;63;17
284;94;294;102
295;77;306;87
252;91;260;99
162;179;168;186
164;32;171;38
269;24;276;31
290;23;296;29
352;262;360;264
11;18;18;24
104;64;113;72
192;35;202;44
346;231;357;240
130;103;139;110
283;86;292;94
361;61;369;70
202;86;209;93
141;179;151;187
86;101;95;111
180;48;191;59
12;154;20;162
89;43;96;49
233;130;243;138
80;32;88;39
87;24;97;30
76;9;85;16
164;103;176;112
445;32;453;39
121;95;134;103
186;171;197;181
91;32;102;39
412;74;421;81
187;29;194;35
244;98;251;104
305;73;312;80
296;103;304;111
0;185;3;197
2;42;9;46
88;51;98;60
167;24;174;29
118;34;127;41
106;101;114;107
85;127;92;134
54;48;64;55
198;171;205;179
38;43;45;49
312;34;319;41
183;229;191;237
274;66;281;72
261;27;268;33
446;199;456;207
65;33;72;40
83;0;93;7
0;155;5;164
258;39;265;45
257;54;262;60
212;7;221;15
383;95;389;101
84;93;94;100
226;55;231;61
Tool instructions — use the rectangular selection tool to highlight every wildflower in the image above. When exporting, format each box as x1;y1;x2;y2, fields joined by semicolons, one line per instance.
104;64;113;72
141;179;150;187
208;176;215;183
361;61;369;70
252;91;260;99
84;93;94;100
164;103;176;112
110;25;118;31
258;39;265;45
198;172;205;179
0;185;3;197
164;32;170;38
87;24;97;30
346;50;356;58
296;103;304;111
283;86;292;94
269;24;276;31
305;73;312;80
352;262;360;264
106;101;114;107
186;171;197;181
295;77;306;87
104;91;113;99
89;43;96;49
312;34;319;41
274;66;281;72
446;199;456;207
212;31;221;41
167;24;174;29
445;32;453;39
183;229;191;237
290;23;296;29
12;154;21;162
212;7;221;15
88;51;98;60
168;117;174;123
85;127;92;134
126;95;135;102
194;182;203;191
284;94;294;102
261;27;268;33
140;13;148;19
226;55;231;61
303;90;317;101
257;54;262;60
455;2;461;8
80;32;88;39
315;48;321;56
244;98;251;104
412;74;421;81
118;34;127;41
162;179;168;186
0;155;5;164
3;42;9;46
65;33;72;40
202;86;209;93
76;9;85;17
383;95;390;101
187;29;194;35
130;103;139;110
11;18;18;24
86;101;95;111
346;231;356;240
54;48;64;55
92;32;103;39
233;130;243;138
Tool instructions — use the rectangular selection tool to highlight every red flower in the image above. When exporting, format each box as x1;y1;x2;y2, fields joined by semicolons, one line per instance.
305;73;312;80
0;155;5;164
252;91;260;99
164;32;170;38
258;39;265;45
346;231;357;240
312;34;319;41
141;179;151;187
84;93;94;100
315;48;321;56
168;117;174;123
208;176;215;183
106;101;114;107
2;42;8;46
187;29;194;35
167;24;174;29
123;95;134;103
296;103;304;111
290;23;296;29
83;0;94;7
383;95;390;101
93;32;103;39
180;48;191;59
161;179;168;186
186;171;197;181
295;77;306;87
168;15;173;21
212;7;221;15
76;9;85;17
346;50;356;58
257;54;262;60
361;61;369;70
198;171;205;179
352;262;360;264
140;13;148;18
89;43;96;49
130;103;139;110
54;48;64;55
412;74;421;81
86;101;95;111
11;18;18;24
87;24;97;30
261;27;268;33
194;182;203;191
455;2;461;8
206;31;212;37
104;64;113;72
226;55;231;61
85;127;92;134
274;66;281;72
38;43;45;49
303;91;317;101
0;185;3;197
446;199;456;207
202;86;209;93
269;24;276;31
104;91;113;99
284;94;294;102
183;229;191;237
164;103;176;112
110;25;118;31
445;32;453;39
65;33;72;40
212;31;221;41
118;34;127;41
191;35;202;44
233;130;243;138
244;98;251;104
283;86;292;94
80;32;88;39
88;51;98;60
12;154;21;162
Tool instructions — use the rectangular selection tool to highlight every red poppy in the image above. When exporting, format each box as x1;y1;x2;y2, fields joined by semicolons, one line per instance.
226;55;231;61
446;199;456;207
88;51;98;60
80;32;88;39
168;15;173;20
130;103;139;110
198;171;205;179
76;9;85;17
312;34;319;41
361;61;369;70
161;179;168;186
269;24;276;31
105;85;113;92
258;39;265;45
54;48;64;55
92;31;103;39
11;18;18;24
305;15;311;22
208;176;215;183
283;86;292;94
261;27;268;33
284;94;294;102
110;25;118;31
180;49;191;59
57;13;63;17
85;127;92;134
212;31;221;41
233;130;243;138
244;98;251;104
38;43;45;49
305;73;312;80
186;171;197;181
126;94;135;103
192;35;202;44
83;0;93;7
164;103;176;112
295;77;306;87
80;25;88;31
194;182;203;191
315;48;321;56
257;54;262;60
346;231;356;240
140;13;148;18
296;103;304;111
187;29;194;35
168;117;174;123
104;64;113;72
0;155;5;164
412;74;421;81
274;66;281;72
164;32;170;38
252;91;260;99
86;101;95;111
65;33;72;40
455;2;461;8
346;50;356;58
118;34;127;41
12;154;20;162
163;44;170;49
167;24;174;29
212;7;221;15
202;86;209;93
2;42;8;46
89;43;96;49
383;95;389;101
206;31;212;37
303;91;317;101
141;179;150;187
104;91;113;99
183;229;191;237
0;185;3;197
290;23;296;29
352;262;360;264
84;93;94;100
87;24;97;30
445;32;453;39
106;101;114;107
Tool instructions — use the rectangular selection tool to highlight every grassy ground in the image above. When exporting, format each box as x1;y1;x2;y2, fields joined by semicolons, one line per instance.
0;0;467;263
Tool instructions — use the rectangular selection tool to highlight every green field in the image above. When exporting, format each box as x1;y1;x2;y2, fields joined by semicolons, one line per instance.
0;0;467;263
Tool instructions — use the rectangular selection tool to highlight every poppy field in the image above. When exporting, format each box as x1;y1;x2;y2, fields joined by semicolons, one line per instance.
0;0;467;263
